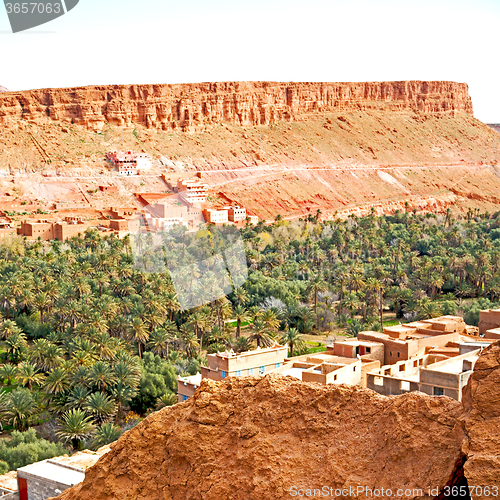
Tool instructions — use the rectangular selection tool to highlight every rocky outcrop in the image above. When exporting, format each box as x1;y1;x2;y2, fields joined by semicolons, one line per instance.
53;377;467;500
0;81;473;132
461;342;500;498
51;342;500;500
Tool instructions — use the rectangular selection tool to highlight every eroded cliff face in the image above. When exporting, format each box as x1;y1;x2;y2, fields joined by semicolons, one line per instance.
0;81;473;131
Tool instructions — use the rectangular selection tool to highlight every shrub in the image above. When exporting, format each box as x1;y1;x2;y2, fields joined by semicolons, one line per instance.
0;429;67;471
129;353;177;414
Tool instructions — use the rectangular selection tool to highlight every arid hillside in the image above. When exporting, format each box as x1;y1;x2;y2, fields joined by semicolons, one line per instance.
0;81;499;219
51;342;500;500
0;86;8;93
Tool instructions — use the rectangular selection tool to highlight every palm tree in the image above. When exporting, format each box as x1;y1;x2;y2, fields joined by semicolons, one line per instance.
156;392;178;409
91;422;122;449
306;274;328;317
56;409;95;451
164;292;180;322
34;292;50;323
248;319;274;348
4;331;28;362
127;318;149;358
261;309;280;332
232;305;250;339
232;336;252;353
85;392;117;424
346;318;364;337
2;388;38;431
180;329;199;359
416;299;442;320
279;328;305;357
111;382;137;423
0;320;22;340
66;385;90;411
188;311;211;355
43;367;71;396
17;362;45;391
0;364;18;386
234;287;249;306
88;361;116;393
30;340;63;371
147;326;176;358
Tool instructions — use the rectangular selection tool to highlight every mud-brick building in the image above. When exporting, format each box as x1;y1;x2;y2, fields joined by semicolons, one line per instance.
177;344;288;402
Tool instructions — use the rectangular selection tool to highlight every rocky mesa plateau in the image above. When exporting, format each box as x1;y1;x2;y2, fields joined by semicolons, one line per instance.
0;81;500;219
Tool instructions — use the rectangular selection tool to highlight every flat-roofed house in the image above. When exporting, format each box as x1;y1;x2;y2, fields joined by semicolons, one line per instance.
366;349;482;401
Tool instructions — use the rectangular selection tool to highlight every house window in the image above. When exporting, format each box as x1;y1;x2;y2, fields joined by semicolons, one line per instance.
333;374;337;381
373;376;383;386
259;366;265;374
353;366;356;372
236;370;242;376
182;395;188;401
434;387;444;396
400;381;410;391
221;371;227;378
397;352;400;358
390;351;393;357
366;347;371;353
248;368;254;375
275;363;281;369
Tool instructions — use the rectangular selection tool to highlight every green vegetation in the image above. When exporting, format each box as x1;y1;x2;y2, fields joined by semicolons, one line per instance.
0;429;67;471
0;208;497;458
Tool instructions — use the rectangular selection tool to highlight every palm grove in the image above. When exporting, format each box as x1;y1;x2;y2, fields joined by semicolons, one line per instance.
0;207;497;469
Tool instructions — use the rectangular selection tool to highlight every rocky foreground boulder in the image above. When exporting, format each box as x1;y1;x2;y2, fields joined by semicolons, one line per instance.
53;343;500;500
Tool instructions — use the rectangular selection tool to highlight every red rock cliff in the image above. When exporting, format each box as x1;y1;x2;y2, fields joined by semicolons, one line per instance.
0;81;473;131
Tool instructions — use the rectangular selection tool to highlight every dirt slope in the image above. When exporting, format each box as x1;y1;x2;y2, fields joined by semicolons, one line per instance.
51;344;500;500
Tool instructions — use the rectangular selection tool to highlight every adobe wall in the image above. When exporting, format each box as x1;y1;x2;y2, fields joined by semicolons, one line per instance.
479;310;500;334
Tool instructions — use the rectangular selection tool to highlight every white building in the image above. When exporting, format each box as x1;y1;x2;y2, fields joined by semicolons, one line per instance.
203;208;228;224
177;179;208;204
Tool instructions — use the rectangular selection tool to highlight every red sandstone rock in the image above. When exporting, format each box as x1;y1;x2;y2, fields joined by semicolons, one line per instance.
0;81;473;132
461;342;500;499
52;375;466;500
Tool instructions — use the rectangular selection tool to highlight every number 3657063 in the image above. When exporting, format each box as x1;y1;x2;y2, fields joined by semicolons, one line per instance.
5;3;62;14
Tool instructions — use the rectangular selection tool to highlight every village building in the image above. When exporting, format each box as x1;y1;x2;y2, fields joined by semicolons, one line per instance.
107;151;152;175
248;215;259;225
177;179;208;204
366;348;484;401
202;208;228;224
273;352;380;388
98;185;118;193
357;316;476;365
177;344;288;402
226;206;247;222
0;222;17;238
0;447;110;500
478;308;500;338
18;221;91;241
